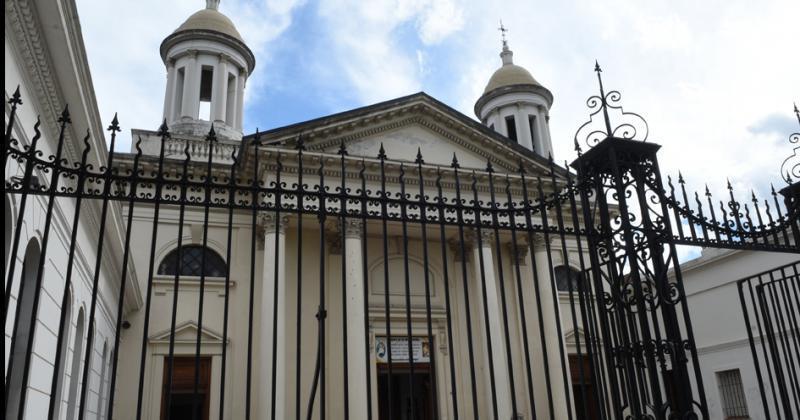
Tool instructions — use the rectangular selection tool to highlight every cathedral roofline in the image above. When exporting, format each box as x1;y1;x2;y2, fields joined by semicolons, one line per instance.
242;92;567;175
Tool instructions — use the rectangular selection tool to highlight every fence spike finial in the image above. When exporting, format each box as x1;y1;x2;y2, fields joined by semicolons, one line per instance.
295;133;306;150
9;85;23;106
795;102;800;125
157;118;170;137
415;147;424;165
108;113;120;133
486;159;494;173
378;142;387;160
59;104;71;125
206;124;217;143
338;140;348;156
451;153;460;169
705;184;711;197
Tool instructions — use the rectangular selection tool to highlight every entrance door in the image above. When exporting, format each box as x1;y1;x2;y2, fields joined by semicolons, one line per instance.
570;354;601;420
161;356;211;420
378;364;434;420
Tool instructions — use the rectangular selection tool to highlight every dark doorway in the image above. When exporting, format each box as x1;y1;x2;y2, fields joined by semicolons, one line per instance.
378;364;435;420
161;356;211;420
570;354;601;420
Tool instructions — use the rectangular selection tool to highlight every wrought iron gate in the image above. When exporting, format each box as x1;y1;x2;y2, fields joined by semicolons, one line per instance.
738;261;800;419
4;70;799;420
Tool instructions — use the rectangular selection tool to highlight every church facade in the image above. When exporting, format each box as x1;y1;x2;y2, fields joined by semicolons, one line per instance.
8;1;796;420
110;2;584;419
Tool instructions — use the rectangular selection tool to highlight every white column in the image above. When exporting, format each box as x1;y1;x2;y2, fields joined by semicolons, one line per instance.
517;104;534;151
535;106;552;158
543;113;553;158
212;54;228;124
530;233;571;419
258;213;288;420
162;59;176;122
496;107;509;137
471;230;514;420
448;238;477;416
236;71;246;131
181;50;200;120
342;219;369;418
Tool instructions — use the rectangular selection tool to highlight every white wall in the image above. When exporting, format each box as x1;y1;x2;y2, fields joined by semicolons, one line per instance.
680;249;799;420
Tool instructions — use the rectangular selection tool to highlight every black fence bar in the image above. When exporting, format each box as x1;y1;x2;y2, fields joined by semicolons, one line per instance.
4;87;799;420
738;261;800;420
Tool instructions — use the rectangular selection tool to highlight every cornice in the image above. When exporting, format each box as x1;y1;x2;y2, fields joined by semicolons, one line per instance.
5;0;71;158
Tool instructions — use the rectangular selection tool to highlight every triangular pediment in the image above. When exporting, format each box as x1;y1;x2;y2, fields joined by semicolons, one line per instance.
149;321;226;344
248;92;566;178
321;120;504;169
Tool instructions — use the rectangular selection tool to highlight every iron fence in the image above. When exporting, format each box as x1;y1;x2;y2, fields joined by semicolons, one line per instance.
4;74;799;420
738;260;800;420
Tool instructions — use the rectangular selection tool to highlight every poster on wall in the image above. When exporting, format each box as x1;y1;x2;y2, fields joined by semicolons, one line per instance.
375;336;431;364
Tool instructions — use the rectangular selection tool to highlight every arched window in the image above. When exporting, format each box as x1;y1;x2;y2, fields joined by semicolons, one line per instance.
554;265;584;292
6;239;42;419
52;289;73;420
158;245;227;277
66;308;86;420
5;195;12;273
96;341;109;418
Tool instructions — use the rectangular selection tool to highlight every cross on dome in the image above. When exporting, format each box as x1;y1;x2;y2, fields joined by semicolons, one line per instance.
498;20;509;49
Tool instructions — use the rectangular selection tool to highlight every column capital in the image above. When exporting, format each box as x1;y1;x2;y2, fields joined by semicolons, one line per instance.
217;53;230;64
258;212;289;235
470;228;494;246
506;242;529;266
529;233;552;249
341;218;364;239
448;237;473;262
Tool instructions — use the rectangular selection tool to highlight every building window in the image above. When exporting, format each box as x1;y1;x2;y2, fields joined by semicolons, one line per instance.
66;308;86;420
161;356;211;420
6;239;43;419
158;245;227;277
505;115;517;142
96;341;109;418
224;73;236;125
717;369;749;419
529;115;538;151
554;265;583;292
52;290;72;420
174;67;185;119
198;66;214;121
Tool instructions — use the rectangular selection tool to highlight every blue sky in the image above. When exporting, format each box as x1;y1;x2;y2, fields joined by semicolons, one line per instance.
77;0;798;259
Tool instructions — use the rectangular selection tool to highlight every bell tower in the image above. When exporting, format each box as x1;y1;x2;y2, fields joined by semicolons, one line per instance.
160;0;256;141
475;24;554;158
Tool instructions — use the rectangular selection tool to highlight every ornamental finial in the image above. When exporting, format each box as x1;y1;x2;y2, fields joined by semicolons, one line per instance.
206;0;220;11
498;20;508;49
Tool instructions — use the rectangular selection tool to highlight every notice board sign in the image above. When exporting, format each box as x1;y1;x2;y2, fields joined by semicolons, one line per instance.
375;336;431;364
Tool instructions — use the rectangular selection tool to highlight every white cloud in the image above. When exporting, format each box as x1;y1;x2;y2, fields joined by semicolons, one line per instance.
315;0;465;104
